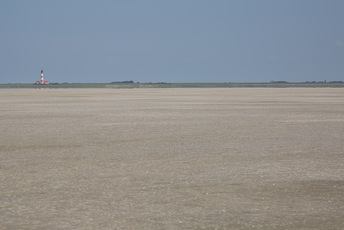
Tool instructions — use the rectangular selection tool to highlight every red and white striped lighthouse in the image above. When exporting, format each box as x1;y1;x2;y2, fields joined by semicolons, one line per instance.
40;70;44;84
35;70;49;84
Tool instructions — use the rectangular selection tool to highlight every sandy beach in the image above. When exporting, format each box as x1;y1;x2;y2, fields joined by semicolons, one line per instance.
1;88;344;229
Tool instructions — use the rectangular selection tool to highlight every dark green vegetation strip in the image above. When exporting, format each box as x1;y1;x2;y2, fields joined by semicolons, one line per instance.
1;82;344;89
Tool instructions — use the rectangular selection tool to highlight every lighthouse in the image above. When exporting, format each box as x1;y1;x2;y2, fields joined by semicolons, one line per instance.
35;70;49;84
40;70;44;84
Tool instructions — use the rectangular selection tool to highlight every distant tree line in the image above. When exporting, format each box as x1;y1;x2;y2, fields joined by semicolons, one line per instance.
110;80;135;84
269;81;288;83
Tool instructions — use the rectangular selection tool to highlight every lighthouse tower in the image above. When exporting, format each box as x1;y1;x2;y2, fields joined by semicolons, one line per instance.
35;70;49;84
40;70;44;84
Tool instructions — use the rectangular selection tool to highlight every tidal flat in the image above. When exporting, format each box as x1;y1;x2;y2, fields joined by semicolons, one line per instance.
1;88;344;229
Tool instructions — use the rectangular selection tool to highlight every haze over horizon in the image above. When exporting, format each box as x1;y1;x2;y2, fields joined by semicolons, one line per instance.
1;0;344;84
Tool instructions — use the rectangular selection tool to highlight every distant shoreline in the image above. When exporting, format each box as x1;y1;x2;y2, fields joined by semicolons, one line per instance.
1;82;344;89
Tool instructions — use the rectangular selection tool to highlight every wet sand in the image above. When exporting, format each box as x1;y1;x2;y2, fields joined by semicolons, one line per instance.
1;88;344;229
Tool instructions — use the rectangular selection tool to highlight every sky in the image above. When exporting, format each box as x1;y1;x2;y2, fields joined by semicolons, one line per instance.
1;0;344;83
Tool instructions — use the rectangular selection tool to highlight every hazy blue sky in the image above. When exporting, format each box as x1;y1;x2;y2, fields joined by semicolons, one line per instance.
1;0;344;83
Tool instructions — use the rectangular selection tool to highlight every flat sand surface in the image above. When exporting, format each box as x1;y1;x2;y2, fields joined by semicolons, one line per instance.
1;88;344;229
